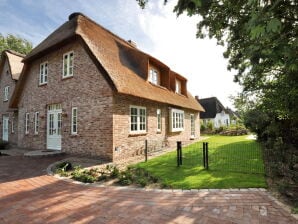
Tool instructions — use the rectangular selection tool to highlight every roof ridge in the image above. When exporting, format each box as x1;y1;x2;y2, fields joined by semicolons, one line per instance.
5;50;26;58
73;12;135;49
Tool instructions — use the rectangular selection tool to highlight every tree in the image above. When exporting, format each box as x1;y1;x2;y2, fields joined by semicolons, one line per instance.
138;0;298;139
137;0;298;198
0;33;32;55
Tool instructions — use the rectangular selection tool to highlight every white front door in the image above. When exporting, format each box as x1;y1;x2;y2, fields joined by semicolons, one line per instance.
2;116;9;141
47;104;62;150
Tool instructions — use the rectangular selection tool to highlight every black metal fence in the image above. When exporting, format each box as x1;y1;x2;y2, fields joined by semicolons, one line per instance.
143;140;264;174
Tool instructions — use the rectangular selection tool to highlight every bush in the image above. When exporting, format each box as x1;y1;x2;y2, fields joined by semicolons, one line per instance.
117;167;159;187
71;166;97;183
55;161;73;177
56;161;72;171
207;120;214;131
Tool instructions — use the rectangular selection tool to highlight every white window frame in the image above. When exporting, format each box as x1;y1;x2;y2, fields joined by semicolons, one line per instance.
175;79;182;94
190;114;195;138
11;116;14;133
39;62;48;85
63;51;74;78
4;86;9;101
130;106;147;134
25;113;29;134
170;108;184;132
34;112;39;134
149;67;160;85
157;109;161;132
71;107;78;135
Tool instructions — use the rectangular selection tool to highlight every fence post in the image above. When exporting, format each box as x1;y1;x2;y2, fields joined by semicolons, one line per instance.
206;142;209;170
177;141;182;167
145;140;148;162
179;142;183;165
203;142;206;168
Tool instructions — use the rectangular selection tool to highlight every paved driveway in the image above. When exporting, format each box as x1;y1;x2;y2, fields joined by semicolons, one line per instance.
0;156;297;224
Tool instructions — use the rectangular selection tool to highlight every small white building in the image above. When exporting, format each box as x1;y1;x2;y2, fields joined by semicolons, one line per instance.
197;97;231;128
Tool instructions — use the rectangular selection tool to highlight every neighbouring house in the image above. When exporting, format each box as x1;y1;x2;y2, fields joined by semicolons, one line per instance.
0;50;24;145
197;97;231;128
4;12;204;161
225;107;241;125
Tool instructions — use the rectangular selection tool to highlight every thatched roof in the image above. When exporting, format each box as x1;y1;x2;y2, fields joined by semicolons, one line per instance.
13;13;204;111
0;50;25;80
198;97;227;119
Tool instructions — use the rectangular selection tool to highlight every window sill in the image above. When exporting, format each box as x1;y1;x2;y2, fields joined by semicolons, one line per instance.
129;132;147;137
190;136;195;140
39;83;47;87
156;130;162;134
175;92;187;97
62;75;74;80
171;129;184;133
3;100;8;102
70;134;78;137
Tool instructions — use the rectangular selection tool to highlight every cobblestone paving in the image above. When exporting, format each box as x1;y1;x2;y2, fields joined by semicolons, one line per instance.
0;156;297;224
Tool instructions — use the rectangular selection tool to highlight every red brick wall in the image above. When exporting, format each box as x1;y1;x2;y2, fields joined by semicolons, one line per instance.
112;94;200;161
17;40;114;160
0;60;18;144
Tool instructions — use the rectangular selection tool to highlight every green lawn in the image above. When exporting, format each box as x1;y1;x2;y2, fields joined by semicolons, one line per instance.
136;135;267;189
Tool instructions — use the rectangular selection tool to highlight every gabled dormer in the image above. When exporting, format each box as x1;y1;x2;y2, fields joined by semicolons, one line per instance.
170;71;187;96
147;58;170;89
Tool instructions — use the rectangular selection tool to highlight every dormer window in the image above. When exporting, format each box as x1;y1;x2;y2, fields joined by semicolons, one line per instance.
149;67;160;85
175;79;182;94
4;86;10;101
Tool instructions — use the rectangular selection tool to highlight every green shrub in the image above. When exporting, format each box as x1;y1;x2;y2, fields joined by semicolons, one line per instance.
71;166;97;183
56;161;72;171
55;161;73;177
207;120;214;131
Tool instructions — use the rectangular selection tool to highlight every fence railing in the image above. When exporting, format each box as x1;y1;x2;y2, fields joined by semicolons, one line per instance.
143;140;264;174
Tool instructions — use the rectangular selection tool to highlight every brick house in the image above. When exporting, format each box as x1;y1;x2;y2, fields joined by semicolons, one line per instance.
0;50;24;145
7;12;204;161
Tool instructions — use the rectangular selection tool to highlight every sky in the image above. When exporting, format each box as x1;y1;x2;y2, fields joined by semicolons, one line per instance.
0;0;241;109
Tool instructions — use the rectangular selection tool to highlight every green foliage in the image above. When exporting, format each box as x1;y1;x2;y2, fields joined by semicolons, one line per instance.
206;120;214;130
117;167;159;187
0;33;32;55
71;166;98;183
55;161;73;177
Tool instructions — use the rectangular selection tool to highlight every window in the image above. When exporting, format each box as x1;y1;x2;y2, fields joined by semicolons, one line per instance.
11;116;14;133
130;106;146;133
63;51;74;78
34;112;39;134
39;62;48;84
190;114;195;138
25;113;29;134
71;107;78;134
149;67;160;85
175;79;181;94
157;109;161;132
4;86;9;101
170;108;184;132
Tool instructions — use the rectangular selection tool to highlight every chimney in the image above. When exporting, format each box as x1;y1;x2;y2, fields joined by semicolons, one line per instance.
195;95;199;101
127;40;137;48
